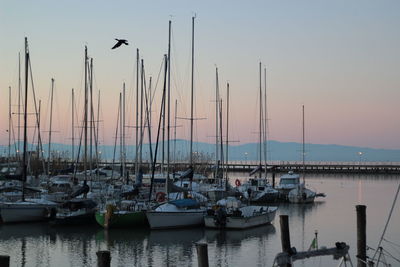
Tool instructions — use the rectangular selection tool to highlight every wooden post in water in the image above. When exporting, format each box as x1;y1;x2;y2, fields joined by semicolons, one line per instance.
196;243;209;267
96;250;111;267
356;205;367;267
280;215;292;267
0;255;10;267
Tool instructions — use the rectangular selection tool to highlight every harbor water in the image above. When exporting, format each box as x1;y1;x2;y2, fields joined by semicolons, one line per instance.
0;173;399;266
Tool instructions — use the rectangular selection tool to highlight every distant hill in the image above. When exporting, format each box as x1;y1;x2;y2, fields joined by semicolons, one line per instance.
1;140;399;163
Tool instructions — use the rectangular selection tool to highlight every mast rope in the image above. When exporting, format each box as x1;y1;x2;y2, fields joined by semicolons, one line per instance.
372;181;400;260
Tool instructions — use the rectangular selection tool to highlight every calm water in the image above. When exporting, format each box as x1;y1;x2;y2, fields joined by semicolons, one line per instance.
1;173;399;267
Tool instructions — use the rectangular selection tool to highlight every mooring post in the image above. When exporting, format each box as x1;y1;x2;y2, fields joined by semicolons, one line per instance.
0;255;10;267
196;243;209;267
356;205;367;267
280;215;292;267
97;250;111;267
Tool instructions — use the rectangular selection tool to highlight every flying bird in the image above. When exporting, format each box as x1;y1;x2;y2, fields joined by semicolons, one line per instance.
112;38;128;49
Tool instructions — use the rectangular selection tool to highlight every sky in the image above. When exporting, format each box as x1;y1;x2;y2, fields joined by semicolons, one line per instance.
1;0;400;151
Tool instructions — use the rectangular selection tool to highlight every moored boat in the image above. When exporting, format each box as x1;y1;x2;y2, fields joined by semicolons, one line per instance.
146;198;206;229
95;200;148;229
51;199;97;225
204;197;277;229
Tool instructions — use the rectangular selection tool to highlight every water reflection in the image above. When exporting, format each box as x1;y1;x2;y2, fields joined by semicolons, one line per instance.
0;174;399;267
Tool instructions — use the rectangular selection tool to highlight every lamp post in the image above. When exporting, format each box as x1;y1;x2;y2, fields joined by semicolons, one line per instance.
244;152;248;164
358;152;363;165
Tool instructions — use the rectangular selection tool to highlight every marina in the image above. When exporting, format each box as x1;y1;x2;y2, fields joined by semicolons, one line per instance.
0;174;399;266
1;2;400;267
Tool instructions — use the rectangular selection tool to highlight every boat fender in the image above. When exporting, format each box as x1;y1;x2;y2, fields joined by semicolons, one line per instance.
156;191;166;203
235;179;241;187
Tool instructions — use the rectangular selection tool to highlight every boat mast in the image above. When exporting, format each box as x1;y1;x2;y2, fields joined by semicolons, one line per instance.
135;49;139;176
96;90;100;178
18;53;21;156
173;99;177;164
225;82;230;188
48;78;54;176
215;67;219;179
190;15;195;167
22;37;29;201
167;19;171;190
84;46;88;183
139;60;144;170
119;91;123;175
263;67;268;179
89;58;93;182
8;86;11;172
72;88;75;162
122;82;126;178
302;105;305;184
259;62;262;178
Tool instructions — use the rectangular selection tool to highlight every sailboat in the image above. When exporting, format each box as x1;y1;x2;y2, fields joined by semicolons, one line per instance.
95;58;149;229
146;17;206;229
287;105;323;204
236;63;279;203
0;38;58;223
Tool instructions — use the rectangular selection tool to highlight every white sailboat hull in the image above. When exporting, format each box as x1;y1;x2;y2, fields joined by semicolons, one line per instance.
0;202;57;223
146;210;205;229
205;206;277;229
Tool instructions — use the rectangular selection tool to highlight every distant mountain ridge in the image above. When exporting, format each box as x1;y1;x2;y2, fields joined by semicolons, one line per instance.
1;140;399;162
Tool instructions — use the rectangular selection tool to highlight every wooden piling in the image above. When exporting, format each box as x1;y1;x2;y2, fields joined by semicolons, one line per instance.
196;243;209;267
96;250;111;267
0;255;10;267
279;215;292;267
356;205;367;267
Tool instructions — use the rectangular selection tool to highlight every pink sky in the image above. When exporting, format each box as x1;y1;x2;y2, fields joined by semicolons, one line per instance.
1;1;399;150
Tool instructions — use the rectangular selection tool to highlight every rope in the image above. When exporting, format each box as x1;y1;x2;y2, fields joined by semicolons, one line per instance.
381;247;400;264
372;181;400;261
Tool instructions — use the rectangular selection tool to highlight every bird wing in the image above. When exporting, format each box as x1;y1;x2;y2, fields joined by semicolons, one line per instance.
112;41;122;49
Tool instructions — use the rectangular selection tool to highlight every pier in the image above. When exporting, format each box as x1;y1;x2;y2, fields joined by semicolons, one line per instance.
99;161;400;174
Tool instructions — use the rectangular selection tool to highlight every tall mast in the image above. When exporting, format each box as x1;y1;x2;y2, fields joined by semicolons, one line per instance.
119;92;123;174
18;53;21;156
189;16;195;166
84;46;88;183
22;37;29;201
263;67;268;178
89;58;93;181
259;62;262;178
48;78;54;176
122;82;126;177
8;86;11;171
37;100;41;160
302;105;305;183
167;19;171;185
72;88;74;161
96;90;100;173
139;59;144;168
135;49;139;175
173;99;178;164
149;77;152;132
215;67;219;179
225;83;230;186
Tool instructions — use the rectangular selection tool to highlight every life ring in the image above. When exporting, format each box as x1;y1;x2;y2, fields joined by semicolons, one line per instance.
156;191;166;203
235;179;241;187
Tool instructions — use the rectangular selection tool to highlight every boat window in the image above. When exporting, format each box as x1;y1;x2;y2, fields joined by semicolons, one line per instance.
280;178;298;185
